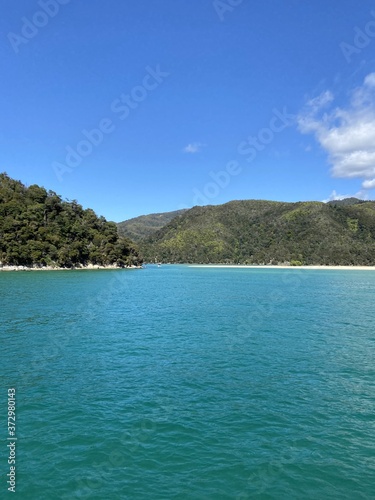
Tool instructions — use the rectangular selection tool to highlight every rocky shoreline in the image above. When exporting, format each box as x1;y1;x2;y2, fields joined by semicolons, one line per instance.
0;264;142;271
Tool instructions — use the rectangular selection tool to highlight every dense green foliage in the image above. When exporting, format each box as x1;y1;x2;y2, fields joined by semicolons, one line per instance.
117;209;187;242
0;173;142;267
141;199;375;265
3;172;374;268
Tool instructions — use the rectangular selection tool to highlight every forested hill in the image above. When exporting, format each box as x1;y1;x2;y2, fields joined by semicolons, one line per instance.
141;199;375;265
117;209;187;242
0;173;142;268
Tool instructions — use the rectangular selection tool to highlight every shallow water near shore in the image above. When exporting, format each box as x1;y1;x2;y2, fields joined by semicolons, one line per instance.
1;265;375;499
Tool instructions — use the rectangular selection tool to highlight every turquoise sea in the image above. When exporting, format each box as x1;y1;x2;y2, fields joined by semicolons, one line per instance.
1;265;375;499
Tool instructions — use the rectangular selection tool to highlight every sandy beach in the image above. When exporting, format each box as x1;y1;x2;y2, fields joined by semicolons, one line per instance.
189;265;375;271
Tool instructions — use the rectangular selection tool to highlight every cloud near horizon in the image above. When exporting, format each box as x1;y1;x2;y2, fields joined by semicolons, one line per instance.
298;73;375;194
183;142;205;154
322;189;369;203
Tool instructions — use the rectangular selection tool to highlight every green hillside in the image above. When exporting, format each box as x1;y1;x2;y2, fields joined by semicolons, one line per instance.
141;199;375;265
2;172;375;268
0;173;142;268
117;209;187;242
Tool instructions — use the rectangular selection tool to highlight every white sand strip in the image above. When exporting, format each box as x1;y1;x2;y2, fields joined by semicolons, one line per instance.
189;265;375;270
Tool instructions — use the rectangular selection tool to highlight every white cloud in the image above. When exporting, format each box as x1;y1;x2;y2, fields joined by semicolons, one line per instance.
364;73;375;88
322;189;369;203
307;90;334;113
322;190;351;202
183;142;205;154
298;73;375;192
362;178;375;189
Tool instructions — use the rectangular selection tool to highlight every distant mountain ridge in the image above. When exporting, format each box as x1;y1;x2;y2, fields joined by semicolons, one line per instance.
117;209;187;242
3;171;374;267
138;199;375;265
327;197;367;207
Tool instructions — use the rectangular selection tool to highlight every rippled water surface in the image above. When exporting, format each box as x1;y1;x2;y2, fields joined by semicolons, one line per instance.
1;266;375;499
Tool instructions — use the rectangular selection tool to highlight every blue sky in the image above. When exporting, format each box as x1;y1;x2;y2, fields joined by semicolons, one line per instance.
1;0;375;221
